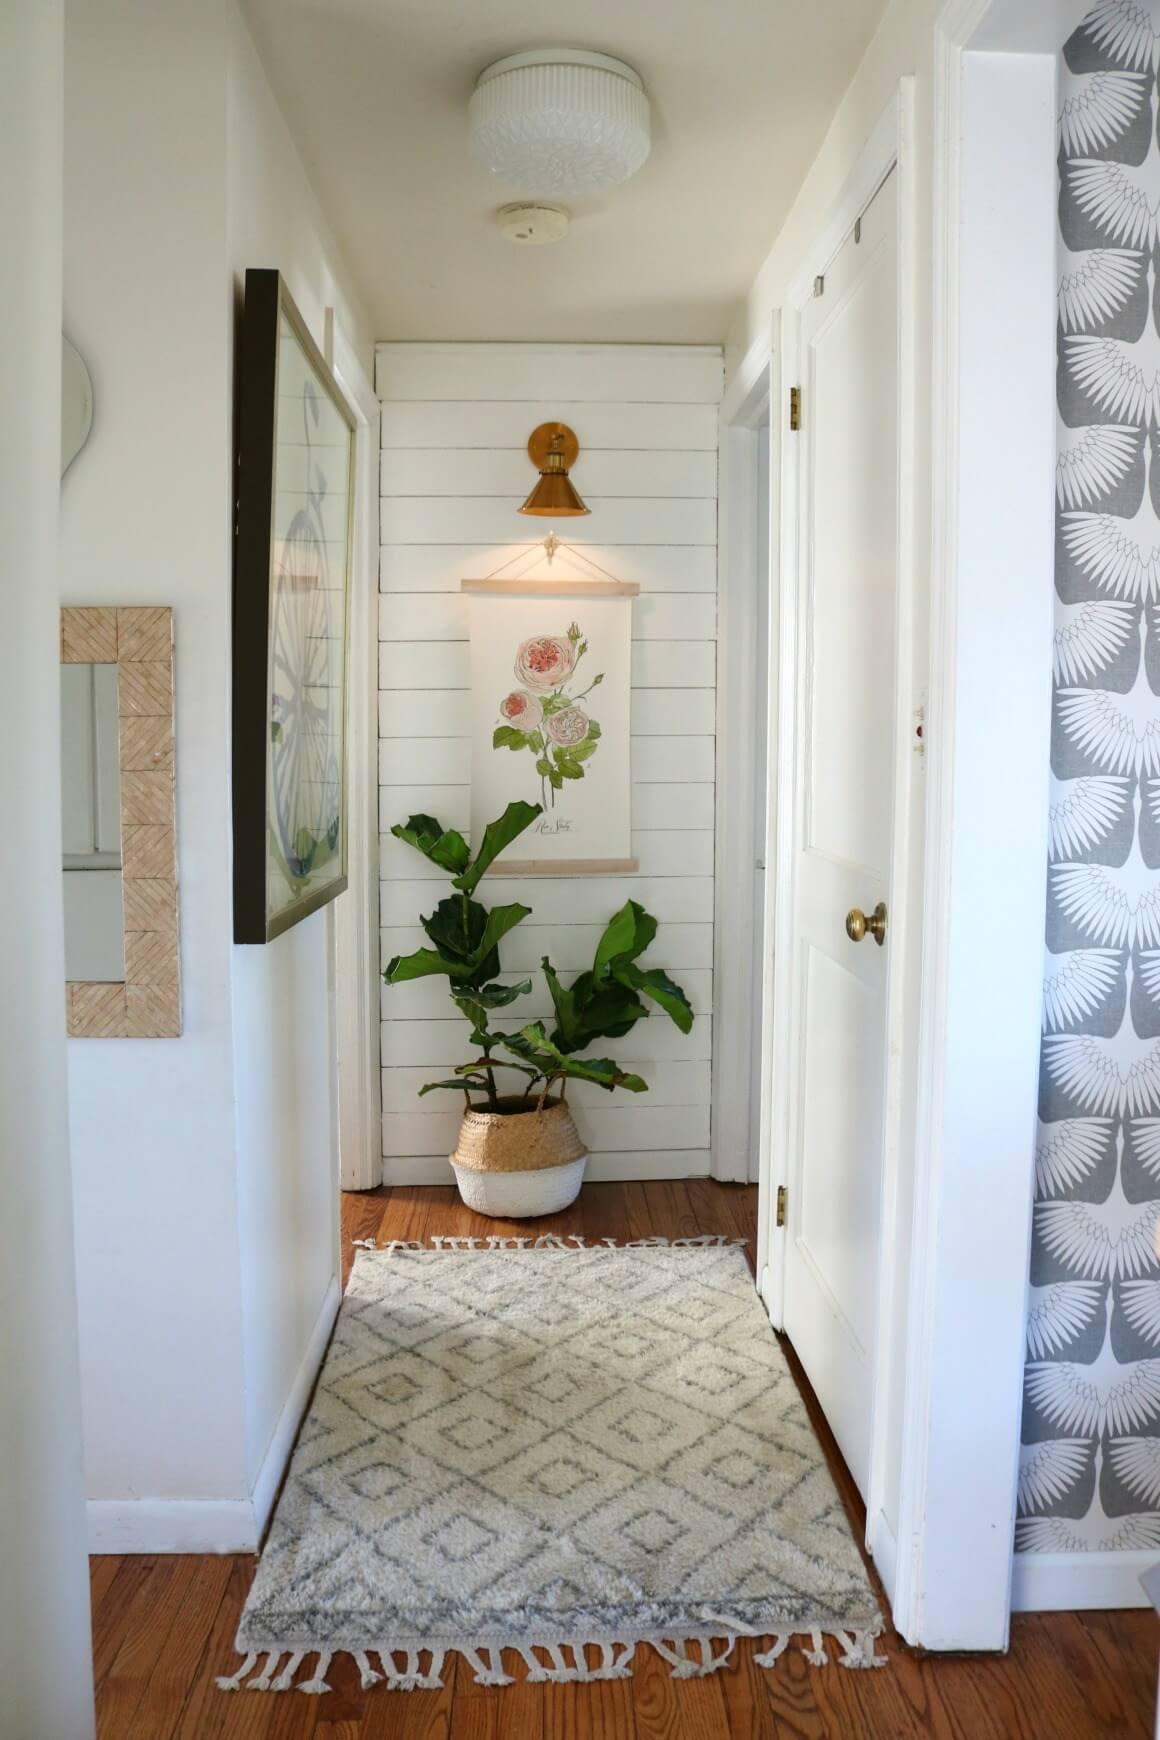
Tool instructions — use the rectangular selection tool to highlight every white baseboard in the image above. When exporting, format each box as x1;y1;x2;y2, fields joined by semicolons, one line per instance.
381;1150;712;1186
87;1275;341;1556
87;1498;258;1554
250;1275;341;1539
1011;1548;1153;1611
868;1509;899;1610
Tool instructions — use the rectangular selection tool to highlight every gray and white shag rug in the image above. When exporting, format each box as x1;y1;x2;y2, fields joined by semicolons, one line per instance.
219;1236;884;1695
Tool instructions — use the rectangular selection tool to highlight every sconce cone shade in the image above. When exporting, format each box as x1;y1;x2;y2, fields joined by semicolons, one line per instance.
520;424;590;517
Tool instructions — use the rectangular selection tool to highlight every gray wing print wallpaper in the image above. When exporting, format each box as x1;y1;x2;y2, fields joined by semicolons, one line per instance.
1020;0;1160;1555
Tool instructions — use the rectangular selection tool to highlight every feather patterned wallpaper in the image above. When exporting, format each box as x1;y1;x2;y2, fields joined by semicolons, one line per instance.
1019;0;1160;1555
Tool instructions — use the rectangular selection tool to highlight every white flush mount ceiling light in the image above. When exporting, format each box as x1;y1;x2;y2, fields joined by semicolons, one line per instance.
469;49;651;200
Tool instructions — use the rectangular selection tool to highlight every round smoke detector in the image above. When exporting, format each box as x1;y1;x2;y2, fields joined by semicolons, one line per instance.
469;48;651;199
496;203;570;245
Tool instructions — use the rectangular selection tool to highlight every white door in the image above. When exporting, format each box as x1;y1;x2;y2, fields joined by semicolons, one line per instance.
781;169;899;1500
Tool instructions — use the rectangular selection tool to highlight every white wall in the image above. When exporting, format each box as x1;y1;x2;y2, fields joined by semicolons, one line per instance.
0;2;95;1730
225;0;371;1499
376;343;721;1183
60;0;373;1550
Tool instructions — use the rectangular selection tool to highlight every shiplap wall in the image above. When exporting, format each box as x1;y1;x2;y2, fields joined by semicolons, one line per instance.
376;343;723;1183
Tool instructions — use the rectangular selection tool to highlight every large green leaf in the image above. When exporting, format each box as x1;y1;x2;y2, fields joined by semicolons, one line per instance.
541;959;581;1048
454;800;542;894
538;960;649;1053
383;947;472;984
451;980;533;1030
499;1024;646;1093
391;814;471;876
476;903;533;964
592;899;658;975
612;961;695;1033
418;1077;489;1097
422;895;487;964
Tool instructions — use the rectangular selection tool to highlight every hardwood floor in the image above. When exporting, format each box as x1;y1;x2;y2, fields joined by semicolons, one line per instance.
90;1180;1159;1739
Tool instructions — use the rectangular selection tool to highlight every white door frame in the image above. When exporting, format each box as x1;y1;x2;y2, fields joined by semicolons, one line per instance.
331;326;383;1192
735;0;1074;1649
713;331;775;1184
761;79;921;1603
897;0;1063;1642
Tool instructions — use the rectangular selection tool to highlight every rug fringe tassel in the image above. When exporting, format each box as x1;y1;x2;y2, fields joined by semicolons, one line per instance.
352;1234;749;1254
215;1650;258;1691
654;1635;736;1678
297;1650;333;1694
463;1646;513;1686
272;1650;305;1690
220;1626;882;1693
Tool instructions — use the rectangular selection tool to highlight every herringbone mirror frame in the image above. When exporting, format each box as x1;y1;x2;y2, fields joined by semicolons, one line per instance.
61;606;181;1038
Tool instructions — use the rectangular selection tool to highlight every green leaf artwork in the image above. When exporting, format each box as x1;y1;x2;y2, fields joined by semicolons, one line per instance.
492;623;604;811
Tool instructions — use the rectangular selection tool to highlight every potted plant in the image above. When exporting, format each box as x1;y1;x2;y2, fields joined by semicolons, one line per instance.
383;800;695;1216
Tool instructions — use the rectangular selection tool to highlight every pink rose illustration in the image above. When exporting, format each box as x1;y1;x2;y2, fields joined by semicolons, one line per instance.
545;707;590;747
499;689;543;729
515;635;576;692
493;621;601;810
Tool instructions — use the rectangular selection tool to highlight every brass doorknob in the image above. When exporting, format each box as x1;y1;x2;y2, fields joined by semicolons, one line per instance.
846;902;887;946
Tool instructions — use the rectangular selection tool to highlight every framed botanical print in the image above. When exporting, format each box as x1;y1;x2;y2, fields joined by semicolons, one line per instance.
232;269;355;942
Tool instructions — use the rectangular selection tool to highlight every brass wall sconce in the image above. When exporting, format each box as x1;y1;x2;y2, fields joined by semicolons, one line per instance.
519;422;590;517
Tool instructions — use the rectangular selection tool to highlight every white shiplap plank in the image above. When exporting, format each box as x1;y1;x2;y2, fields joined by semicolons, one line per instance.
380;921;715;972
379;781;714;832
383;1103;711;1158
381;1151;712;1184
381;496;717;548
381;969;712;1023
382;1014;711;1069
382;1059;711;1113
381;448;716;500
379;735;715;786
377;688;713;740
374;344;724;405
379;543;716;595
378;640;715;692
379;690;466;738
381;875;714;929
380;400;719;452
380;828;713;882
378;592;716;643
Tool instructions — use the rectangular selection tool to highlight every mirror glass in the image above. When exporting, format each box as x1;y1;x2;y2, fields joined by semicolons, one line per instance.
61;662;125;982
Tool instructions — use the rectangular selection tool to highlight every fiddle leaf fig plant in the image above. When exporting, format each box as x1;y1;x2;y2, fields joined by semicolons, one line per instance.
383;799;696;1111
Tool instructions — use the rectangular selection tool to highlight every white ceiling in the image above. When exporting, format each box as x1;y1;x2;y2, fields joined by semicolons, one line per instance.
240;0;889;345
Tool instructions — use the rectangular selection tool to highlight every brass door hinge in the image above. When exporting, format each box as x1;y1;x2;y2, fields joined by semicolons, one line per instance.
776;1185;787;1228
789;387;801;433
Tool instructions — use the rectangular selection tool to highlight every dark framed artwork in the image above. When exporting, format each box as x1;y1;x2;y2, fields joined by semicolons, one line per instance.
232;269;355;943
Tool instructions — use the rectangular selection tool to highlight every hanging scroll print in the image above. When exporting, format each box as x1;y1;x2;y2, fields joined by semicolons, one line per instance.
464;581;635;873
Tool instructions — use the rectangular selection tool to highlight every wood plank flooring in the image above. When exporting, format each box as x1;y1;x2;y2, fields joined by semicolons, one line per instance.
91;1180;1159;1738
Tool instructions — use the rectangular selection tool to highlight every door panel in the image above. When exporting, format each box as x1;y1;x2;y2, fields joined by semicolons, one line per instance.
798;946;880;1350
807;229;897;874
783;167;899;1502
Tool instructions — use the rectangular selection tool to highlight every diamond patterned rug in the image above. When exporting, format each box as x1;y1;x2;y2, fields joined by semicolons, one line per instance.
219;1237;884;1694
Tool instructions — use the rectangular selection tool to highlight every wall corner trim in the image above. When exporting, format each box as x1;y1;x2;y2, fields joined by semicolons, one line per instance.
250;1275;341;1539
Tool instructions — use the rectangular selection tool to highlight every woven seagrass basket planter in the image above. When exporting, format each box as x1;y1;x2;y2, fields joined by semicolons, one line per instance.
450;1095;588;1218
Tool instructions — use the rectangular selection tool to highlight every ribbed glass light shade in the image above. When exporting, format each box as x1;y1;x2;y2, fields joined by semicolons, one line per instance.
469;49;651;198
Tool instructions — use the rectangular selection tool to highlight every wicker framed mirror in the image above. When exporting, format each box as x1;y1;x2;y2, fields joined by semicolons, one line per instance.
60;606;181;1037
